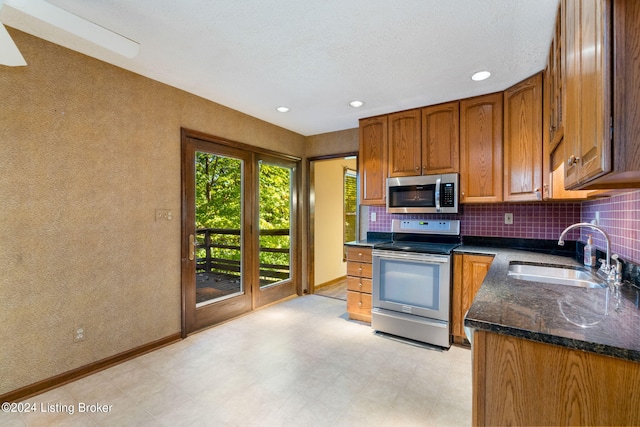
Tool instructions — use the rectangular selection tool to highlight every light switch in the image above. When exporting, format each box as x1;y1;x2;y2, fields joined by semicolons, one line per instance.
155;209;173;221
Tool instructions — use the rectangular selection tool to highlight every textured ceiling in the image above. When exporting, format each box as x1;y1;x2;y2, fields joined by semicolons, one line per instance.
1;0;560;136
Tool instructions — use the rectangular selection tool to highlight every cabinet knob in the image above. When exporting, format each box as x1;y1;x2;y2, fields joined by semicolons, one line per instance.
415;166;420;171
567;155;580;167
461;191;465;199
359;281;363;289
358;252;362;258
358;302;362;307
534;188;542;201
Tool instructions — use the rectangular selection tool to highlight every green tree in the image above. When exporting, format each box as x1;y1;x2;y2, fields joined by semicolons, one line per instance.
194;155;292;283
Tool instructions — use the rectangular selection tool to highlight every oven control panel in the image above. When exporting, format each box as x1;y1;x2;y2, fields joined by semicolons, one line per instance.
393;219;460;235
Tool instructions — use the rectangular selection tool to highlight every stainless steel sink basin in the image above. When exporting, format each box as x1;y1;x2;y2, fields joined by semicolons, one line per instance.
508;263;606;288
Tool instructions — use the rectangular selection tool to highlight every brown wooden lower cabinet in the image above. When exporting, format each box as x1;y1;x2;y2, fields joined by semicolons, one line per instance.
472;330;640;426
345;246;373;323
452;253;494;342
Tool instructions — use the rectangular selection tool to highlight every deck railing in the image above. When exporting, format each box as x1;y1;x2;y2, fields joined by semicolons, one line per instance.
195;228;290;285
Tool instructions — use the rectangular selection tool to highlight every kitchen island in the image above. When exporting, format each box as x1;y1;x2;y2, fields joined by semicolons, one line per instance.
462;246;640;426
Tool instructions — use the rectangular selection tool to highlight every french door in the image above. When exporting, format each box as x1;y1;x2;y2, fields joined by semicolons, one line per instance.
181;130;299;336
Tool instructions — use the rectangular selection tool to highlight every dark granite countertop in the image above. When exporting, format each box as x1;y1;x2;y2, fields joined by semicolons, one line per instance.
345;232;392;248
344;239;386;247
460;245;640;363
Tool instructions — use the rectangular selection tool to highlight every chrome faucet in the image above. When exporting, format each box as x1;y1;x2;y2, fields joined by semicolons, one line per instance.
558;222;612;277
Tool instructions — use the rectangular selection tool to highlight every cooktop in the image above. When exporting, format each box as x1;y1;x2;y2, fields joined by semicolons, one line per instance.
373;219;462;255
373;240;460;255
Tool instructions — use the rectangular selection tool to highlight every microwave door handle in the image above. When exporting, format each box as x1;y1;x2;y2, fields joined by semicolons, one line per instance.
435;177;441;212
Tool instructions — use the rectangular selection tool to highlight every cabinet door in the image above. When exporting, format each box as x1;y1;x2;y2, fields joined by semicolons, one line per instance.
549;4;564;149
563;0;581;188
577;0;611;184
388;109;421;177
421;101;460;174
504;73;543;202
563;0;612;188
452;254;493;340
460;92;504;203
359;116;388;205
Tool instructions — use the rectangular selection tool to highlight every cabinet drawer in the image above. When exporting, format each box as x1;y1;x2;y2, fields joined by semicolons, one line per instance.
346;246;373;263
346;276;372;294
347;291;372;322
347;262;372;279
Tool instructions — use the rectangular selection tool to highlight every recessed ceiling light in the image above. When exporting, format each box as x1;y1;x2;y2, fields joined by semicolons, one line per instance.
349;100;364;108
276;106;290;113
471;71;491;81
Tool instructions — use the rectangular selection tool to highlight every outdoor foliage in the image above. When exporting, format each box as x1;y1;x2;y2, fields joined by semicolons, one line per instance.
195;153;291;283
259;163;291;279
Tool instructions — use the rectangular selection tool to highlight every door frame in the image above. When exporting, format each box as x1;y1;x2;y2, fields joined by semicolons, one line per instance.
306;152;358;295
181;128;302;337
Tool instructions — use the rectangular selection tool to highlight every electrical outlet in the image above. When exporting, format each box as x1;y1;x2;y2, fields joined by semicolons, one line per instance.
505;213;514;225
155;209;173;221
74;326;85;343
371;212;376;222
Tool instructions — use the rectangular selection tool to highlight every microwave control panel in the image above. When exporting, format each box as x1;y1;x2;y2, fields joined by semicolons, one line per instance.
441;183;455;207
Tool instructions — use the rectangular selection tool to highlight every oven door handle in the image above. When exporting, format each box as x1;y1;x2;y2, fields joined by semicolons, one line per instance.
435;177;441;212
372;250;449;263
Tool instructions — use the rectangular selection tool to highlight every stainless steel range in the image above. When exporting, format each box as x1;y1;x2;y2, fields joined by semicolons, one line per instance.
372;219;461;348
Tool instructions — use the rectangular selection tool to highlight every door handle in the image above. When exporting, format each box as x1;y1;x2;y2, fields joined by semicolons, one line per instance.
189;234;195;261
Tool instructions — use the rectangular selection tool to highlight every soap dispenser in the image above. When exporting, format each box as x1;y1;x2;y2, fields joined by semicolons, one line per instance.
584;234;596;267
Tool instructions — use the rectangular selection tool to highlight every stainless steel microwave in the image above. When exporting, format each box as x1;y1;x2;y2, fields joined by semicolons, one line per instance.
386;173;459;214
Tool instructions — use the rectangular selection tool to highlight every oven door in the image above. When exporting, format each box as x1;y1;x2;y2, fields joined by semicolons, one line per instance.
372;249;450;322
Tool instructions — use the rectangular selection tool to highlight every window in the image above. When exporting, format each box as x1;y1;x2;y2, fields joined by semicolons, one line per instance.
343;168;357;259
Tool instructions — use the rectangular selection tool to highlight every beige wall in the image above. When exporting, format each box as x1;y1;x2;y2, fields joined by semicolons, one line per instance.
313;158;357;286
305;128;359;158
0;29;307;395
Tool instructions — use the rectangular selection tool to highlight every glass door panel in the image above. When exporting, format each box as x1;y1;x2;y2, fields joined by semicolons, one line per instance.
195;152;243;306
254;158;297;308
181;135;252;335
258;162;292;287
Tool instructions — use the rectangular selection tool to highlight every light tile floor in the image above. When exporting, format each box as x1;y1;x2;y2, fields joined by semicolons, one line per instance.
2;295;472;426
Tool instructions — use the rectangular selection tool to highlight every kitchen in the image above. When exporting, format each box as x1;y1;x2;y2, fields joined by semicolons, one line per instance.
1;0;640;426
345;0;640;424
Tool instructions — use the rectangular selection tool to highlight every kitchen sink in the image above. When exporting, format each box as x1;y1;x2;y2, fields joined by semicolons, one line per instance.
507;262;606;288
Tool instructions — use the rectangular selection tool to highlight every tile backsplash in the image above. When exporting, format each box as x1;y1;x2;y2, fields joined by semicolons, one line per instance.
367;189;640;264
368;203;581;240
582;190;640;265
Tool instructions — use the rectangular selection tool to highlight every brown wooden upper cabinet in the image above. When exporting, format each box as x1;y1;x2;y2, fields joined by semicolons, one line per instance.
388;102;460;177
359;116;388;205
546;3;564;152
421;102;460;174
542;4;594;201
562;0;640;190
563;0;611;189
388;109;422;177
460;92;503;203
503;73;543;202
